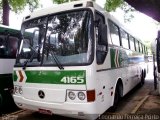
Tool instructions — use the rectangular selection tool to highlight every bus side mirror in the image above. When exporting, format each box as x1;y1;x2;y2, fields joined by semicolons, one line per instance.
98;24;108;46
157;30;160;72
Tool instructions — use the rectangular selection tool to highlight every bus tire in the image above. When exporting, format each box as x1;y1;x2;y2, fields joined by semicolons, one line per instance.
0;93;2;112
140;71;145;86
110;82;123;111
144;69;146;78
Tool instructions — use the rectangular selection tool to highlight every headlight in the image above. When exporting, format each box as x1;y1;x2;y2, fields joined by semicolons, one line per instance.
19;87;23;94
78;92;85;100
68;91;76;100
14;86;19;94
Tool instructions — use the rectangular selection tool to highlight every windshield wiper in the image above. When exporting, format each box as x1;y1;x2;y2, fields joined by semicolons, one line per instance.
50;51;64;70
44;44;64;70
22;46;37;70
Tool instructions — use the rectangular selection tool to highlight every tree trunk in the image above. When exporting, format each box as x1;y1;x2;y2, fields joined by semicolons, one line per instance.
2;0;10;26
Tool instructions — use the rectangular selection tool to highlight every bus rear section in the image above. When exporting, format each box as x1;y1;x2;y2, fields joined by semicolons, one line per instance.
0;25;20;113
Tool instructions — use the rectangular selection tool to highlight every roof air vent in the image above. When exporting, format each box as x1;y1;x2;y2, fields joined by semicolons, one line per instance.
25;15;30;20
74;3;83;7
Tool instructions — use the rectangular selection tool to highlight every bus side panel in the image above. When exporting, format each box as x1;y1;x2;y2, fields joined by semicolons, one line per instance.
95;46;145;113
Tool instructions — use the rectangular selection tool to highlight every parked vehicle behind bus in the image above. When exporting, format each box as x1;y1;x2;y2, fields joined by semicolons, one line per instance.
152;30;160;94
0;25;20;113
13;1;148;119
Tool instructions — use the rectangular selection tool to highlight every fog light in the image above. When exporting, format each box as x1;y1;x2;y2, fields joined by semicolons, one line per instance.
17;103;22;106
19;87;23;94
78;92;85;100
68;91;76;100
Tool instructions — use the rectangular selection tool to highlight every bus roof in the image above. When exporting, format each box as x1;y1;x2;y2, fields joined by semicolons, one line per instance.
22;0;144;45
23;0;94;22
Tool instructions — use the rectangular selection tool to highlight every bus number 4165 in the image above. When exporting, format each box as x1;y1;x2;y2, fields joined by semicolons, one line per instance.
60;76;85;84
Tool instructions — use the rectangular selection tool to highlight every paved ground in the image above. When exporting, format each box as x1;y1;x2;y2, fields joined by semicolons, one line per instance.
1;62;160;120
137;62;160;116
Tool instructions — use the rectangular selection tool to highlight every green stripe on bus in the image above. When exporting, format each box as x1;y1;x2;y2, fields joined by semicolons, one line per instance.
15;70;86;84
13;71;17;82
0;27;19;35
110;49;116;68
110;48;127;68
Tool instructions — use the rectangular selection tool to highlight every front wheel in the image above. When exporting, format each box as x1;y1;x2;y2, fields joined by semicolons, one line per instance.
110;84;122;111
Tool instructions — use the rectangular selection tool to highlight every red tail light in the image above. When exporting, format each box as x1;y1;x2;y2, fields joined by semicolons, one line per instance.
87;90;95;102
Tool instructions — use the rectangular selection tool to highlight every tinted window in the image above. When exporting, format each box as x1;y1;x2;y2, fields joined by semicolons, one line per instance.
17;16;47;65
8;36;19;58
96;12;107;64
129;35;135;51
120;29;129;49
0;35;18;58
135;40;139;52
43;10;93;65
141;44;144;53
108;20;120;46
139;42;142;53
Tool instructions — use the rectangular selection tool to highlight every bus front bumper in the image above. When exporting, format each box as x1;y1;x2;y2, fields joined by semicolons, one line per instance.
13;95;99;119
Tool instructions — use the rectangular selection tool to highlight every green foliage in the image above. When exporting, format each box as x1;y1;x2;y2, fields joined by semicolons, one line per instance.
0;0;40;25
0;0;40;13
120;2;135;22
105;0;124;12
8;0;40;13
9;0;26;13
104;0;135;22
27;0;40;12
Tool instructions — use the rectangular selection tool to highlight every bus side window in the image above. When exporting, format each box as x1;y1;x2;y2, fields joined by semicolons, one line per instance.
95;12;107;64
0;36;6;57
8;36;19;58
120;28;129;49
138;41;142;53
108;20;120;46
129;35;135;51
135;40;139;52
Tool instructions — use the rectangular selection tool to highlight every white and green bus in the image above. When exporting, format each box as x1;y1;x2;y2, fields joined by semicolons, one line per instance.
0;25;20;113
13;0;148;119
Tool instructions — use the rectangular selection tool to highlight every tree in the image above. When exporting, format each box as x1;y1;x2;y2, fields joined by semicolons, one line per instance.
0;0;40;26
104;0;124;12
105;0;135;22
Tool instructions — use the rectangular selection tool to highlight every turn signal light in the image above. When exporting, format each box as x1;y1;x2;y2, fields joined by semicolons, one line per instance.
87;90;95;102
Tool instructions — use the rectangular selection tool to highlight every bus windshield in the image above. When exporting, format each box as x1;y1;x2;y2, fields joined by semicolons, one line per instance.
16;10;93;67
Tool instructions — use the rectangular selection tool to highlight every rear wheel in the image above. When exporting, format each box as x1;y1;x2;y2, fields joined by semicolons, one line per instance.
153;67;158;90
140;72;145;86
144;69;146;78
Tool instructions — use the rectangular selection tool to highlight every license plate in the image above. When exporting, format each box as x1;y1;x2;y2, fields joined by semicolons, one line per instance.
38;109;52;115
